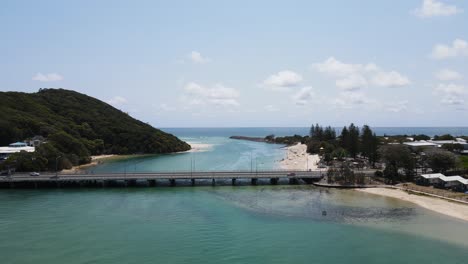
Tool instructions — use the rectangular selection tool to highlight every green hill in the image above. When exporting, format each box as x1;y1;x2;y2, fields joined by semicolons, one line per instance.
0;88;190;171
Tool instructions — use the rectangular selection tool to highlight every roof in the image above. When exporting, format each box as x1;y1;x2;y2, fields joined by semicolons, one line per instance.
0;146;35;154
421;173;445;179
403;141;438;147
9;142;27;147
420;173;468;185
428;140;468;145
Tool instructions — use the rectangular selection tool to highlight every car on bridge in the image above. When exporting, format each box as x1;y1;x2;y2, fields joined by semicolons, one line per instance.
30;172;40;176
287;172;296;177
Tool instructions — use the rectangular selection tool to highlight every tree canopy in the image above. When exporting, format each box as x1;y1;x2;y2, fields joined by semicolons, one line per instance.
0;88;191;171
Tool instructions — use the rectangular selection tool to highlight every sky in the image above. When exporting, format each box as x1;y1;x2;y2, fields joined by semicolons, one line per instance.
1;0;467;127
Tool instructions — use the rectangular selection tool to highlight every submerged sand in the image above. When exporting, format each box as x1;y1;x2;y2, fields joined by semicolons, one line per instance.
358;188;468;222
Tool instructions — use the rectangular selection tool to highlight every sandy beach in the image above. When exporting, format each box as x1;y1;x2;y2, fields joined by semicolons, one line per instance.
280;143;320;171
61;155;116;173
186;142;213;152
358;187;468;222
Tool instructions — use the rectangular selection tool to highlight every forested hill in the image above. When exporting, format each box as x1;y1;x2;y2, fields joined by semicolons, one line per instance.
0;88;190;170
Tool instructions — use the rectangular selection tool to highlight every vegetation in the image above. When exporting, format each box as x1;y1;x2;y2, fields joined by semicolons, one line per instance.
306;123;380;166
460;156;468;169
424;149;458;173
378;144;415;183
0;88;190;171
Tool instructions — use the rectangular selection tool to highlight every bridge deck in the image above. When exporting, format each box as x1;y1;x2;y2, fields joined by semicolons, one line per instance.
1;170;324;183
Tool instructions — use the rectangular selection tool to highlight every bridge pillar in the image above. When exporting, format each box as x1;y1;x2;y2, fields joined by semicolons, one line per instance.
148;180;156;187
232;178;236;186
191;178;195;186
251;178;258;185
289;178;298;185
270;178;278;185
34;182;38;189
169;179;176;186
211;178;215;186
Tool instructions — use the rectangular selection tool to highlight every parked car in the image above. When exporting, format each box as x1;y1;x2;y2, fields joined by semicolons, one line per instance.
30;172;40;176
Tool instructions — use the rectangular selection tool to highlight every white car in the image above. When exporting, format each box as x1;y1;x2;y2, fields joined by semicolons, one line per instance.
30;172;40;176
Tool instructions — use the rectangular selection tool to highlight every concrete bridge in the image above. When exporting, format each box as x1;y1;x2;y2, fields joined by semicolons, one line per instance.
0;170;324;188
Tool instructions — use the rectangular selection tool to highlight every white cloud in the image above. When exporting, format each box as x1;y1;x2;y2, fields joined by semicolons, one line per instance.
331;92;375;109
32;72;63;82
435;69;462;81
434;83;466;95
431;39;468;59
183;82;240;107
370;71;411;87
313;57;410;90
106;96;128;107
385;100;409;113
336;74;368;91
189;51;210;64
434;83;466;106
312;57;378;77
413;0;462;18
264;105;279;112
158;103;175;111
263;70;303;88
291;86;315;105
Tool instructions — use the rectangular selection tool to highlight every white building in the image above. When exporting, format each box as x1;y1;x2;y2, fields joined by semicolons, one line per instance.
0;142;35;160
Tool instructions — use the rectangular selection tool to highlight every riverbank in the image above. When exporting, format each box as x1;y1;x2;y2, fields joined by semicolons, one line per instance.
357;187;468;222
61;155;117;173
280;143;320;171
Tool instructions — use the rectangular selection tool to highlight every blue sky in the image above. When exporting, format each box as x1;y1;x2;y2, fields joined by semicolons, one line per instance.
1;0;467;127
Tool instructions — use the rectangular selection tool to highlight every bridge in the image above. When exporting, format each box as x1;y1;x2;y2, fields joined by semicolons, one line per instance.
0;170;324;188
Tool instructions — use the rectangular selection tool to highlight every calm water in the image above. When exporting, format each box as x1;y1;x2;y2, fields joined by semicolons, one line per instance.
1;127;468;263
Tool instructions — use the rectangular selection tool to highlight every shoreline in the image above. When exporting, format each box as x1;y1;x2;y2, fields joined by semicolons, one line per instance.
61;155;118;173
61;142;211;173
357;187;468;222
279;143;320;171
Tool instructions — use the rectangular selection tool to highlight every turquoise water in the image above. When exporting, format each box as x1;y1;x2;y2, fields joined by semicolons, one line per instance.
92;136;285;173
1;128;468;263
1;187;468;264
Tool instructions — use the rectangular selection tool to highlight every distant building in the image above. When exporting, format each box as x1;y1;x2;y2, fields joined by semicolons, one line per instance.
403;138;468;153
403;141;438;150
0;142;35;160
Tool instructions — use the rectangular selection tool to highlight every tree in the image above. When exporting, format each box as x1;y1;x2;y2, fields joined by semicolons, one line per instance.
441;143;464;153
323;126;336;141
339;126;349;150
379;144;415;182
424;149;457;173
310;123;324;141
348;123;360;158
433;134;455;140
360;125;379;163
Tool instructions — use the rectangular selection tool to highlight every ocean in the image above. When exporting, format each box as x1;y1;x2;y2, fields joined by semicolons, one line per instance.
1;127;468;263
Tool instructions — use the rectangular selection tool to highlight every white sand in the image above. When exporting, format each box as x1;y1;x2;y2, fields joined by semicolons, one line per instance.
357;188;468;222
186;142;213;153
279;143;320;171
62;155;116;173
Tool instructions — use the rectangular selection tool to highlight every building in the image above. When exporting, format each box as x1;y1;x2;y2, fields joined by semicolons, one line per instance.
403;138;468;154
418;173;468;192
403;141;438;150
0;142;35;160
